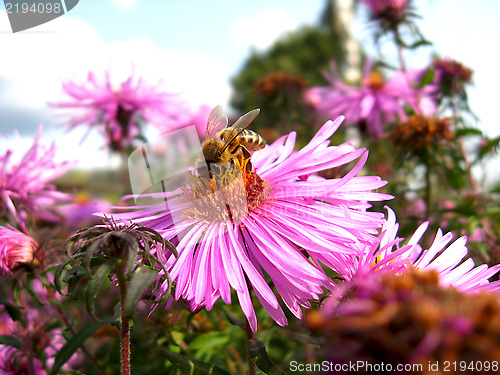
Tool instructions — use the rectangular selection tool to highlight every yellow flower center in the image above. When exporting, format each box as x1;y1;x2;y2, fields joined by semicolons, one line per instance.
366;71;385;91
181;158;269;224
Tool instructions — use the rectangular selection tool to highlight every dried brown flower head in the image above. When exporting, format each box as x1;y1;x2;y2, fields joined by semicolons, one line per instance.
254;72;308;100
433;58;473;96
307;269;500;374
388;115;454;151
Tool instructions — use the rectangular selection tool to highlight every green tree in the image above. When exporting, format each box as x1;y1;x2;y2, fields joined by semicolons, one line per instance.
230;0;352;142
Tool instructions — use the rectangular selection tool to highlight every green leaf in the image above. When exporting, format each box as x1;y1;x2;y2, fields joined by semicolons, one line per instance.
247;339;283;374
63;265;89;298
54;258;72;296
0;335;24;349
163;349;230;375
190;332;229;352
49;321;106;375
445;167;465;189
479;136;500;159
111;302;122;329
85;262;112;320
480;207;500;220
126;241;139;277
396;34;432;49
455;127;483;137
84;241;102;270
170;331;185;347
163;238;179;258
0;296;22;321
124;264;157;317
221;308;245;327
418;68;435;88
24;275;45;306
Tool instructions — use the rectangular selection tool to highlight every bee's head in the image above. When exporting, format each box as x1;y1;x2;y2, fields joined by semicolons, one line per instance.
202;139;222;163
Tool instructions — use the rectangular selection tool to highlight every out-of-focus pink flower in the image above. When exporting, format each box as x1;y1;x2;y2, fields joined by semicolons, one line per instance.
433;57;473;98
389;68;438;116
56;193;112;231
51;70;210;152
0;347;46;375
403;197;426;218
0;306;82;374
465;227;485;243
307;59;437;139
0;311;46;374
363;0;410;30
154;103;212;139
340;207;500;293
0;127;73;225
0;225;38;273
110;111;392;331
0;278;82;373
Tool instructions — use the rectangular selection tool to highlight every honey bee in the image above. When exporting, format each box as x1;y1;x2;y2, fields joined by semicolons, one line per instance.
201;105;266;173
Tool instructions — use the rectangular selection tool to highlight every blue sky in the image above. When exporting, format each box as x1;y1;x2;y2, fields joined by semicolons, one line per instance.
0;0;499;169
66;0;325;72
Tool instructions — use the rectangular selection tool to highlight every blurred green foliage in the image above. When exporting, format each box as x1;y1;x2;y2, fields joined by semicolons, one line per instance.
230;0;350;144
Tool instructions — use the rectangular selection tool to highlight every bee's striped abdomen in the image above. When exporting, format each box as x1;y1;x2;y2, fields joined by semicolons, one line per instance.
240;129;266;151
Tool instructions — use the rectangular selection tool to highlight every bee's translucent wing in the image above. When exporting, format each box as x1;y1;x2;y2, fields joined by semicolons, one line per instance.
205;105;228;140
230;108;260;132
218;108;261;155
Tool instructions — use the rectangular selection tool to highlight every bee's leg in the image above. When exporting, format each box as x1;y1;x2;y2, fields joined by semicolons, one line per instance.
197;164;210;179
209;163;223;187
240;146;253;172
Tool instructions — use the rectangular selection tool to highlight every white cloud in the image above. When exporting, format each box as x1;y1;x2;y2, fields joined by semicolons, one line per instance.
0;13;230;109
0;15;104;110
101;39;230;107
0;12;230;168
231;10;297;51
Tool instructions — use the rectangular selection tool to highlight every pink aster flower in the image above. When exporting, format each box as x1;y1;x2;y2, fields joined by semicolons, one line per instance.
0;225;38;274
340;207;500;293
307;59;437;140
0;126;73;225
390;67;438;116
110;111;392;331
0;310;47;375
56;193;112;231
51;70;208;152
154;103;212;139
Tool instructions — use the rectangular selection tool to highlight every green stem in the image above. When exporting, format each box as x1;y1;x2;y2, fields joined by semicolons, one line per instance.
393;27;407;73
26;337;36;375
245;321;256;375
394;26;426;117
117;264;131;375
451;100;478;192
48;287;101;370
